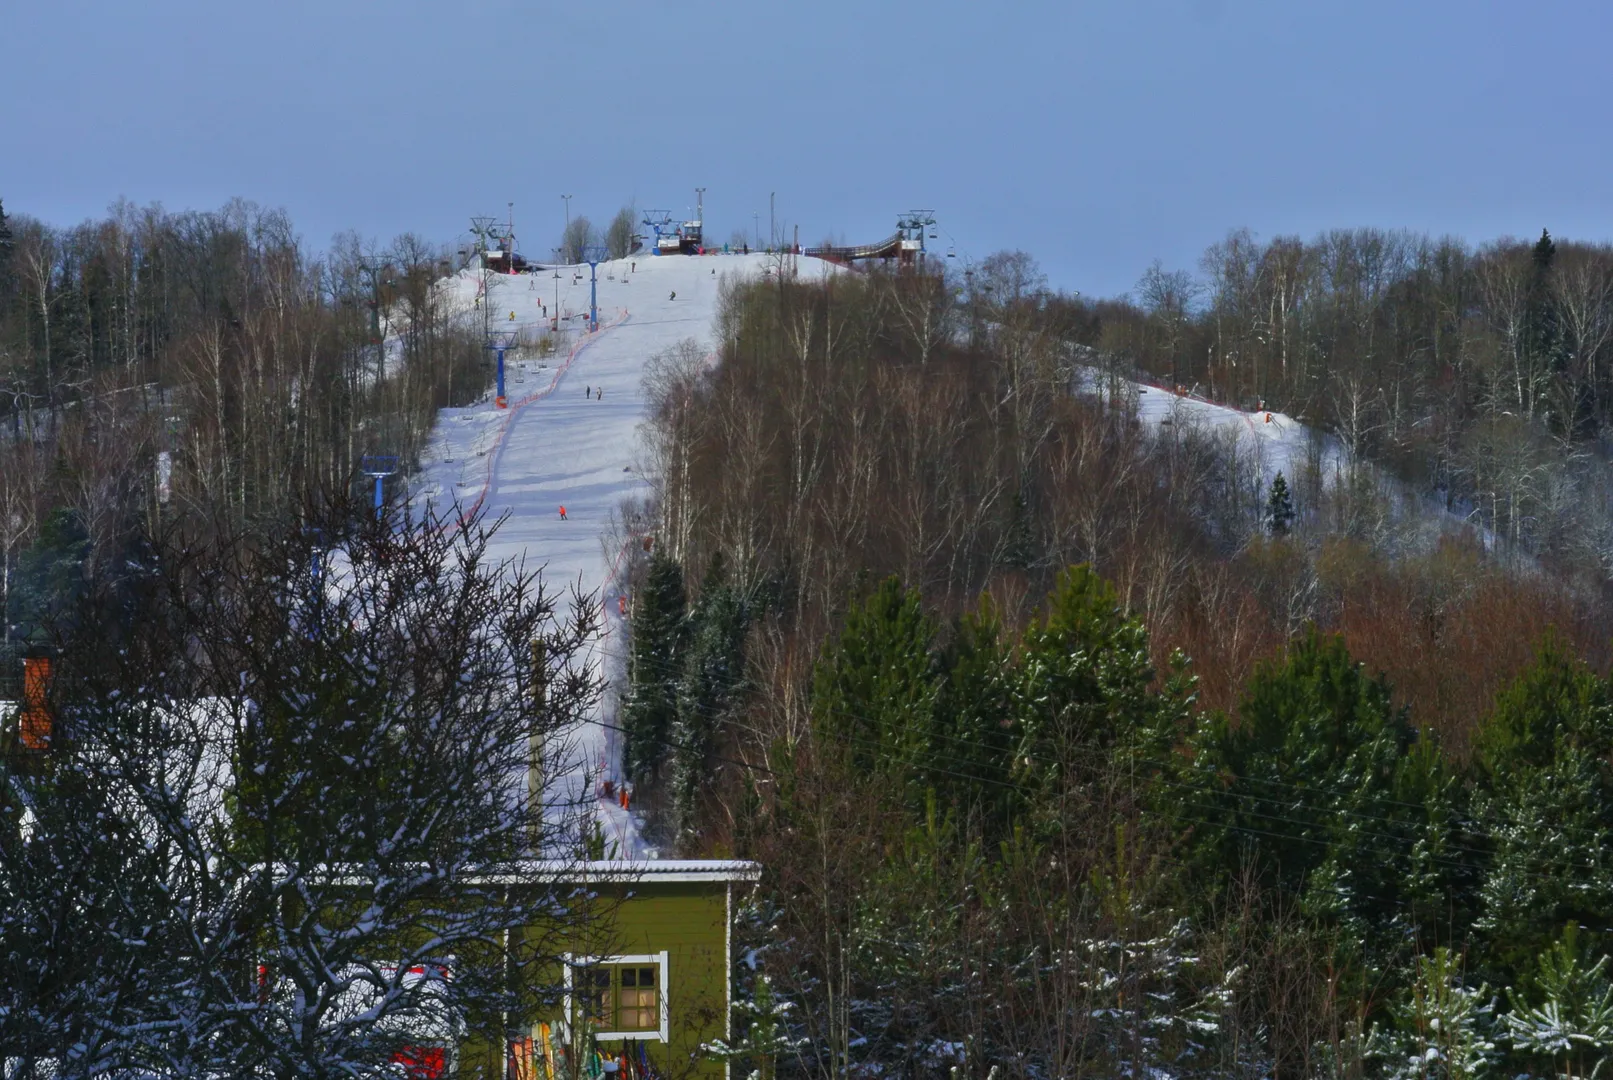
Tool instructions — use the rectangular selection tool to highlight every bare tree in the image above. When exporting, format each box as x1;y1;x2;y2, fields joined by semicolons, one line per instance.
605;206;637;261
560;217;596;265
1;499;601;1078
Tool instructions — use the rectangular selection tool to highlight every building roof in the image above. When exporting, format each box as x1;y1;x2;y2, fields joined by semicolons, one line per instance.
470;860;762;885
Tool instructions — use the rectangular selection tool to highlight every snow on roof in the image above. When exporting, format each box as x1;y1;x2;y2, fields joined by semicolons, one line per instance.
470;859;762;884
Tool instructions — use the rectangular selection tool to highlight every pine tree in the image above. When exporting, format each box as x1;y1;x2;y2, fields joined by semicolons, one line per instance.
1470;636;1613;973
1503;925;1613;1080
935;595;1020;827
1373;947;1498;1080
1016;565;1182;776
1174;629;1452;944
623;553;686;784
811;576;939;789
1266;471;1295;537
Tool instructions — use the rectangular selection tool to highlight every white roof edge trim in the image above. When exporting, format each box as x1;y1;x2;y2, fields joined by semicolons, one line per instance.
471;860;762;884
259;860;763;886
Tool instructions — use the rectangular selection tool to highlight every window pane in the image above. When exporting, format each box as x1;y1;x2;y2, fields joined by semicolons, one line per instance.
622;969;638;987
621;986;657;1029
639;967;656;987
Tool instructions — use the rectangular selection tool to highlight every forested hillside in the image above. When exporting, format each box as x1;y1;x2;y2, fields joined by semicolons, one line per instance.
0;197;487;654
1105;228;1613;576
622;256;1613;1077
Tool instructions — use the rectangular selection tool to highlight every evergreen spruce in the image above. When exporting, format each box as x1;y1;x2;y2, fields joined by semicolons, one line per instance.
1000;489;1036;569
8;508;90;644
668;554;752;844
0;197;13;282
623;552;686;784
1527;228;1566;425
1266;471;1295;536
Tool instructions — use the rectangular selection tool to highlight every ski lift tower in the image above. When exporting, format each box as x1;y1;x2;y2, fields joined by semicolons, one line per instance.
360;454;399;522
469;215;502;255
485;329;518;408
641;211;682;256
580;244;609;332
896;211;937;269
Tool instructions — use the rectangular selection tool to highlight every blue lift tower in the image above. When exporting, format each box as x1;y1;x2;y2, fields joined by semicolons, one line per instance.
485;330;518;408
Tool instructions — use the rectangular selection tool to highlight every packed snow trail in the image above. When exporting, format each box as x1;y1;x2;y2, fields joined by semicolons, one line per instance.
413;253;832;857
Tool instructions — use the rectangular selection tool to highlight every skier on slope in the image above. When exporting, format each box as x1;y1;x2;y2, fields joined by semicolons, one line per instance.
558;506;567;520
669;291;676;301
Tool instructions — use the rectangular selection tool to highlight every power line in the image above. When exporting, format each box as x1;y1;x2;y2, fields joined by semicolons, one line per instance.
596;641;1613;881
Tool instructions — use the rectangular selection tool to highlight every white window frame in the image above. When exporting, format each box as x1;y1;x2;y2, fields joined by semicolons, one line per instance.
561;952;670;1042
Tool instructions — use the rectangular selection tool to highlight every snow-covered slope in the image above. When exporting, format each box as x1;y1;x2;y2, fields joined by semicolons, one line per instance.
412;252;833;857
1121;375;1490;550
1134;380;1336;483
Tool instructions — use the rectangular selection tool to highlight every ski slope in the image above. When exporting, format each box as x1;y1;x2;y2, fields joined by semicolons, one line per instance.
1134;380;1340;484
1121;375;1490;550
412;252;833;858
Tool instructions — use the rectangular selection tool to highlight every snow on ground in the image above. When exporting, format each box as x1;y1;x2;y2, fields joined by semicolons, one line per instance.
1117;374;1493;551
1133;379;1338;483
411;252;833;858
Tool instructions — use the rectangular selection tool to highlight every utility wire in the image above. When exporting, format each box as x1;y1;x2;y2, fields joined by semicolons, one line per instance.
597;640;1613;882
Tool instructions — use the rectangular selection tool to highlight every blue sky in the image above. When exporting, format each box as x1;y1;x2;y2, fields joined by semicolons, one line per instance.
4;0;1608;297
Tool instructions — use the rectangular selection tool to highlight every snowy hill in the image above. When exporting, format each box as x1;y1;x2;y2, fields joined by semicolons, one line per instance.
411;252;834;856
1116;374;1491;551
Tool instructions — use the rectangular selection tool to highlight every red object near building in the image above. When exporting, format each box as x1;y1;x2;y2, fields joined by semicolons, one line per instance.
19;655;51;750
391;1046;446;1080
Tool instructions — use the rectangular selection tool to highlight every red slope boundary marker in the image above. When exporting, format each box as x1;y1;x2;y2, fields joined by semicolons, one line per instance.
445;308;631;530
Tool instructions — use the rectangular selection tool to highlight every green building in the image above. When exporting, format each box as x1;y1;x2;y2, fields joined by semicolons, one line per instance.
459;860;761;1080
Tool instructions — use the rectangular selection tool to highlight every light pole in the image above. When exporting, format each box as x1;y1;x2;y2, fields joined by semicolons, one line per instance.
561;194;573;260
